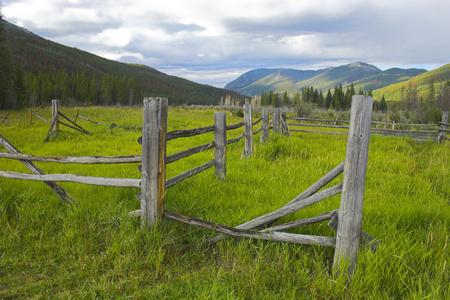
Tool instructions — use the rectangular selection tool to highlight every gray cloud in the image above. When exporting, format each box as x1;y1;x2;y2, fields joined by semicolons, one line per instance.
3;0;450;87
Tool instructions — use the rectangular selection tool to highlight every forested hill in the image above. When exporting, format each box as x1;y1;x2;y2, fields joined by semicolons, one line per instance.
0;18;244;109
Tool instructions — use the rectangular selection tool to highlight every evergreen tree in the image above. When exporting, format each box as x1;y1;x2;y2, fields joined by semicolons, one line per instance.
282;90;289;107
325;89;332;109
380;95;387;111
13;62;28;109
0;15;15;109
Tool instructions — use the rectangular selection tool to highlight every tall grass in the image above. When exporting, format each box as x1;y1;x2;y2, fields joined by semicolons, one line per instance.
0;106;449;299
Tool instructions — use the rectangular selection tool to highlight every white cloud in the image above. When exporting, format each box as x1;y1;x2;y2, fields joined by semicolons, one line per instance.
3;0;450;87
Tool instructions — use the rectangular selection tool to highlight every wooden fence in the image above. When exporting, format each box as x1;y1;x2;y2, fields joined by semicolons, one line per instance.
1;95;376;277
286;110;449;144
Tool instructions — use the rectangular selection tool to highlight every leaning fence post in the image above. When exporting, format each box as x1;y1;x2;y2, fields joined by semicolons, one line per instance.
141;97;168;228
261;108;269;143
333;95;373;278
51;99;60;132
243;103;254;157
214;112;226;180
273;108;280;134
438;111;448;144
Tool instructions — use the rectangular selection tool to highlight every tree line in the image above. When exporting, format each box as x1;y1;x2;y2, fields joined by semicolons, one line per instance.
260;83;387;112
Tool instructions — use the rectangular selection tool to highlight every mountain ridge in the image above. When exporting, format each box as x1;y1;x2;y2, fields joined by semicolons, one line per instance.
226;62;429;96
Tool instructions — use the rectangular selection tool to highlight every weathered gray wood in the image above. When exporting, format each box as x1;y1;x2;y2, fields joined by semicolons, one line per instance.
166;141;215;164
58;112;91;135
44;113;60;143
288;123;350;129
0;152;141;164
209;183;343;244
165;160;215;188
261;161;344;228
140;97;168;228
262;209;338;232
260;108;269;143
77;115;109;126
280;112;290;136
287;117;351;123
167;125;214;141
252;117;263;126
438;111;448;144
59;121;91;135
165;211;336;247
214;112;226;180
0;170;140;188
226;121;244;131
273;109;280;134
253;127;263;135
226;132;244;145
236;183;342;231
327;213;379;250
27;109;51;124
51;99;59;131
333;95;373;278
290;129;348;136
0;133;76;205
243;103;254;157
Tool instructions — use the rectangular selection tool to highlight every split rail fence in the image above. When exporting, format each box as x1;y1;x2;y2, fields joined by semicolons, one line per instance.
1;95;376;277
287;111;448;144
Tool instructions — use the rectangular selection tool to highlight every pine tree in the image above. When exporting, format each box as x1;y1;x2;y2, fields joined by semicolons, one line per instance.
282;90;289;107
0;15;15;109
380;95;387;111
13;62;28;109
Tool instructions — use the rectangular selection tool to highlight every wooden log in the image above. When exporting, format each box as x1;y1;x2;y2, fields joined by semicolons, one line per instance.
167;125;214;141
273;108;280;134
51;99;59;131
261;108;269;143
253;127;263;135
165;160;215;188
243;103;253;157
262;209;338;232
438;111;448;144
252;117;263;126
29;109;32;125
261;161;344;228
166;141;215;164
290;129;348;136
287;117;350;123
0;133;77;205
44;113;60;143
287;123;350;129
27;109;51;124
140;97;168;228
226;132;244;145
333;95;373;278
280;112;290;136
77;115;109;126
235;183;342;231
226;121;244;131
327;213;379;250
58;112;91;135
0;170;140;188
165;211;336;247
0;152;141;164
58;121;91;135
214;112;226;180
74;110;79;123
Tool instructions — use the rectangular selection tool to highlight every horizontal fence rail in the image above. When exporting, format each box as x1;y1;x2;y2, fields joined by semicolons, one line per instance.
286;111;448;143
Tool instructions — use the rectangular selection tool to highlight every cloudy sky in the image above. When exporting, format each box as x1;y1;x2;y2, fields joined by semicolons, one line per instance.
2;0;449;87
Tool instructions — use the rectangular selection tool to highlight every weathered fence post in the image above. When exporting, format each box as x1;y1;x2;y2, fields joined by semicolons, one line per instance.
260;108;269;143
243;104;254;157
438;111;448;144
140;97;168;228
51;99;60;132
333;95;373;278
214;112;226;180
273;108;280;134
281;111;290;136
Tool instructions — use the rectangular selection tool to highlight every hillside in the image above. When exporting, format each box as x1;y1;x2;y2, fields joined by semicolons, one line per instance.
1;18;244;107
372;63;450;101
227;62;428;96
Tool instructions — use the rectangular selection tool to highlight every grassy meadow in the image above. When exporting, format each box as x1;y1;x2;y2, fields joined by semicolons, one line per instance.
0;106;449;299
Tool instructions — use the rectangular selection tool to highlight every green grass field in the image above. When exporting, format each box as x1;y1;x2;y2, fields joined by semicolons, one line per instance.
0;106;449;299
